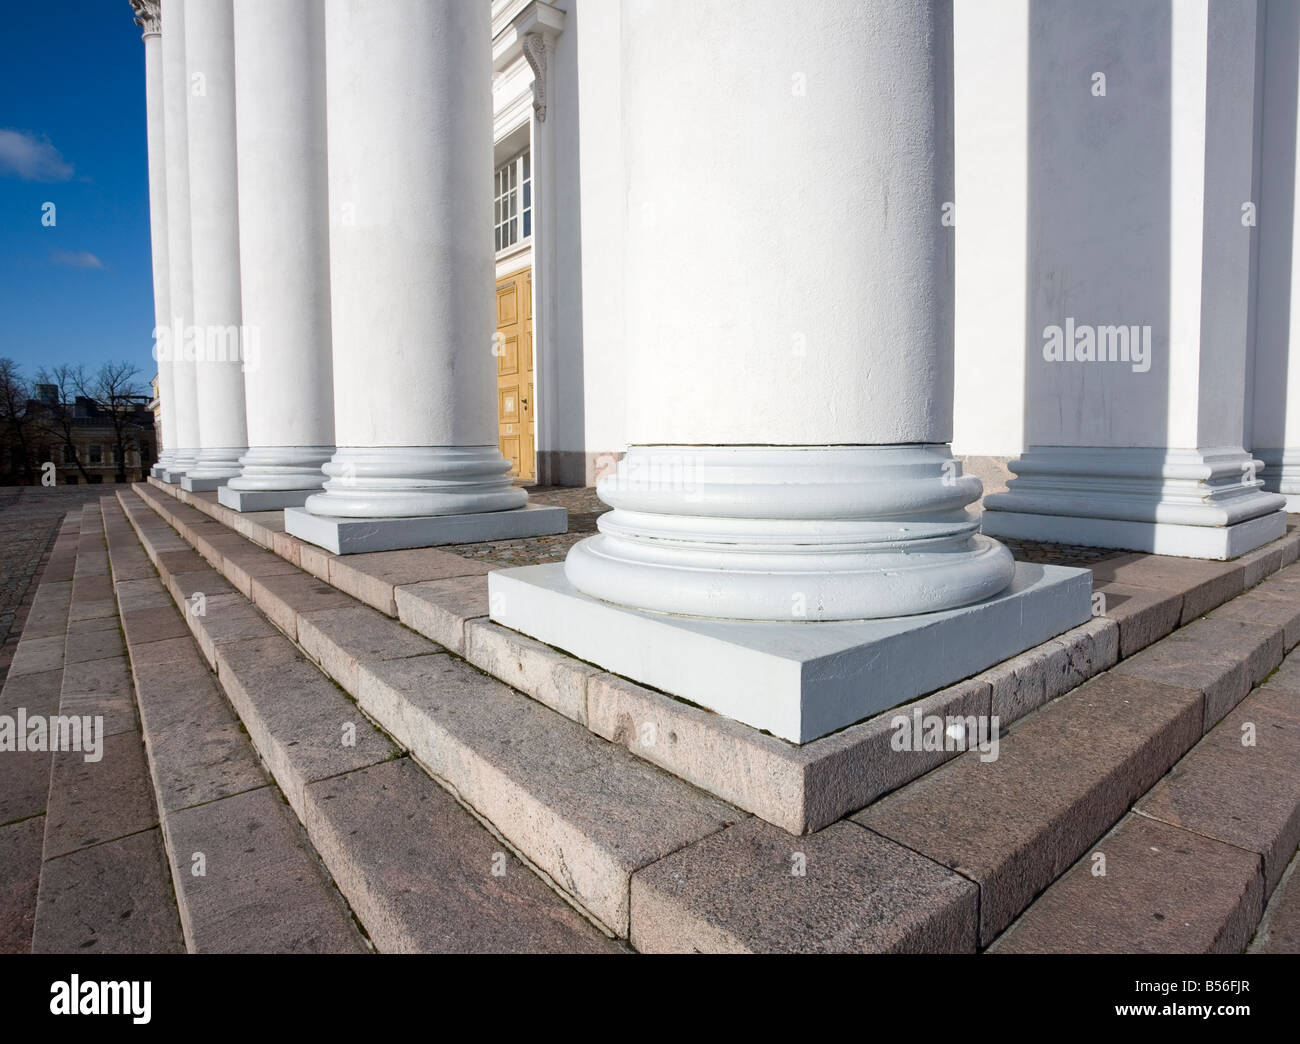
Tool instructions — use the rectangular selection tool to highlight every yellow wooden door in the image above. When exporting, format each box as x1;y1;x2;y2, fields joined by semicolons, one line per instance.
495;269;534;481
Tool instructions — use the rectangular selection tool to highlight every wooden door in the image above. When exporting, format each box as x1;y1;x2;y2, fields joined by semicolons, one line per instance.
495;269;535;481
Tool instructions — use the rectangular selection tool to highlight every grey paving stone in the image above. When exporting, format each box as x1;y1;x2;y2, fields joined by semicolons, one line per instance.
0;751;50;826
393;575;489;655
42;732;159;859
990;814;1263;954
328;547;491;616
1112;620;1256;731
304;759;618;953
631;817;978;953
163;786;367;953
1088;553;1245;624
62;626;126;666
249;571;354;640
31;828;184;954
1251;851;1300;953
357;653;740;934
464;619;597;724
1094;581;1184;657
297;603;436;696
8;635;64;677
588;672;991;836
0;667;63;716
0;816;43;953
857;672;1204;945
118;604;191;647
1137;697;1300;893
1211;587;1300;652
214;636;397;819
61;655;133;698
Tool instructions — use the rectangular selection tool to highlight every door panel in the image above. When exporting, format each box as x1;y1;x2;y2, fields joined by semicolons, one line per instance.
495;269;534;481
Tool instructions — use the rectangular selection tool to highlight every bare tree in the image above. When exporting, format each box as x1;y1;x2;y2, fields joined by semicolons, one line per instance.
0;358;36;484
33;364;93;484
80;361;147;483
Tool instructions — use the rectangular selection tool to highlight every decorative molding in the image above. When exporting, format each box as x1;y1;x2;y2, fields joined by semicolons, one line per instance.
521;32;548;123
129;0;161;38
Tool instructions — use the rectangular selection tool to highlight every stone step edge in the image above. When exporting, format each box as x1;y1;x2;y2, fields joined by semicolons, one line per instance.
0;514;80;954
986;667;1300;953
114;489;632;941
131;483;1114;836
31;502;183;955
136;480;1300;838
99;498;373;954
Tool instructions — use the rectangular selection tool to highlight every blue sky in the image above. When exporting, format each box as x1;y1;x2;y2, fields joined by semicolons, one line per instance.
0;0;156;388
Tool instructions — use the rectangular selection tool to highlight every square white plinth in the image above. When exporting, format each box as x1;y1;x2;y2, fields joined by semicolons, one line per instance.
489;561;1093;743
218;486;316;512
181;475;232;493
284;503;568;555
980;509;1287;560
159;468;187;484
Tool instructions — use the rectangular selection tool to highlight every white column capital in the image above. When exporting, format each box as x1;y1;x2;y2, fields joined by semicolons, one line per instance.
129;0;160;38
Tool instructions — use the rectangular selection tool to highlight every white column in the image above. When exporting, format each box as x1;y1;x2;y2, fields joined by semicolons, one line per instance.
220;0;334;512
489;0;1091;744
181;0;248;492
980;0;1285;559
285;0;564;554
159;0;200;476
1253;0;1300;510
129;1;174;476
562;0;1011;621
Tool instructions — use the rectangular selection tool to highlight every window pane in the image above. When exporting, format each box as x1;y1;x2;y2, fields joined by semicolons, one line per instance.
523;181;531;209
523;151;530;179
523;210;531;238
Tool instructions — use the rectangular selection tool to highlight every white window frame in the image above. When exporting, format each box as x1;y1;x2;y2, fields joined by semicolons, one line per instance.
493;149;532;256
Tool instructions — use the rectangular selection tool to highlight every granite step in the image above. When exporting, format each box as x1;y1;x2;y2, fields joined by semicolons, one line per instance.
988;655;1300;953
120;484;738;938
30;502;185;954
111;491;620;951
100;497;369;953
133;478;1300;842
0;511;79;953
120;485;1012;952
1251;848;1300;952
128;479;1300;950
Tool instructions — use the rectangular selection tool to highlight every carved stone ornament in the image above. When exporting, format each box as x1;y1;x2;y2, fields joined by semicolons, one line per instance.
522;32;548;123
129;0;161;38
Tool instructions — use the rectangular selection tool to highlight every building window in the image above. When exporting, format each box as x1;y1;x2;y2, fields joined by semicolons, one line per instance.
88;444;102;464
63;444;75;465
494;150;532;253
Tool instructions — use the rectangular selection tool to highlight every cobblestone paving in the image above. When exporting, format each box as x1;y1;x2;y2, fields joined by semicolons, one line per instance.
0;484;127;678
452;485;607;566
449;486;1120;570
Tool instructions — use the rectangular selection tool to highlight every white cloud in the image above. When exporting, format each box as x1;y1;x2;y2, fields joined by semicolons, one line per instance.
0;128;74;181
51;250;104;269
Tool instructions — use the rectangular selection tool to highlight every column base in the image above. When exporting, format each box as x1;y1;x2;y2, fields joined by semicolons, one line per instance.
489;560;1092;743
284;503;568;555
1256;449;1300;513
159;468;188;484
980;509;1286;560
982;447;1289;560
183;447;248;488
217;486;316;512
